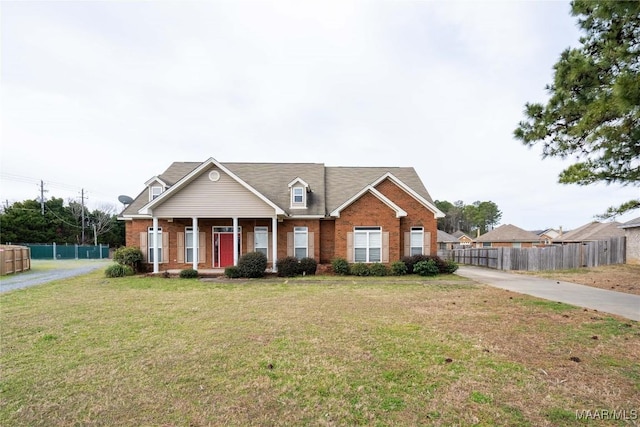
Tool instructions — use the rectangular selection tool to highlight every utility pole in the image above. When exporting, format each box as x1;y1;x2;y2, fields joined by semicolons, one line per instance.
81;188;86;244
40;180;45;215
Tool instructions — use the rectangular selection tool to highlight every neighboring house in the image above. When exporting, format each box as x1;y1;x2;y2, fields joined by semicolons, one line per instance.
474;224;543;248
452;230;473;246
619;217;640;264
554;221;625;243
535;228;562;245
119;158;445;273
437;230;459;250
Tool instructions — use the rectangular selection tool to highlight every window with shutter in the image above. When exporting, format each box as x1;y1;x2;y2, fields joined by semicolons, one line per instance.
354;226;382;263
410;227;424;256
148;227;163;263
294;227;308;259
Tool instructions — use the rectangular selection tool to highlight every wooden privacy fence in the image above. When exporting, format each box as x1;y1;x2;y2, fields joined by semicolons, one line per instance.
0;245;31;276
442;237;626;271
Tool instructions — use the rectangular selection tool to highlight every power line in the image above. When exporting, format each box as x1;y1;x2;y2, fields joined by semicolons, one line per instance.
0;172;118;206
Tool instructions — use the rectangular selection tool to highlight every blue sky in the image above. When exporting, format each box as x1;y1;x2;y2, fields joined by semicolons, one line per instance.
1;0;638;230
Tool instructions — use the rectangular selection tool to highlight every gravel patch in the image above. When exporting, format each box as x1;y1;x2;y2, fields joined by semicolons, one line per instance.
0;260;110;293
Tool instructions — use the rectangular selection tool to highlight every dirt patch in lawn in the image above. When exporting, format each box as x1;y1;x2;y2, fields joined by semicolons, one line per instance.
519;264;640;295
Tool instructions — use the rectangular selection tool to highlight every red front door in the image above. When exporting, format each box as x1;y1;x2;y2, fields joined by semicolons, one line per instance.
218;233;234;267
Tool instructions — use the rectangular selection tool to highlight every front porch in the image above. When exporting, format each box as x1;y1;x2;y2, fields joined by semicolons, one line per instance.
144;216;281;274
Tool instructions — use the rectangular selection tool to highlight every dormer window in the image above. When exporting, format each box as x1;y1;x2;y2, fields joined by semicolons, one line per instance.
292;186;305;206
150;185;163;201
288;177;309;209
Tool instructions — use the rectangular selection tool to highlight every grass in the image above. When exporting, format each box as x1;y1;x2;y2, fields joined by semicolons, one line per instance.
1;271;639;426
517;264;640;296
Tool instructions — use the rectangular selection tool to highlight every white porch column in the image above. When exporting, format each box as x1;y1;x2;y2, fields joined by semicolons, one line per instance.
233;217;239;266
192;217;199;270
272;216;278;272
152;216;159;274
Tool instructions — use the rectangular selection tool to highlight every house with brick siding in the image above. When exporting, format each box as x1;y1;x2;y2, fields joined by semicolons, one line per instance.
119;158;444;273
474;224;544;248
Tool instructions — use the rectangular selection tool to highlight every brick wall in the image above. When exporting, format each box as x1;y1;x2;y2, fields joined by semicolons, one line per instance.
334;191;401;262
276;219;321;260
375;179;438;256
319;220;335;264
625;228;640;264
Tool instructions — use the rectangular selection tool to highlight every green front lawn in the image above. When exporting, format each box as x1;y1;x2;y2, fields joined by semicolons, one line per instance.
1;271;638;426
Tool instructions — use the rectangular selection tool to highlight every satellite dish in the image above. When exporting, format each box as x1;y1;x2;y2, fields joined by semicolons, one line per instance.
118;195;134;205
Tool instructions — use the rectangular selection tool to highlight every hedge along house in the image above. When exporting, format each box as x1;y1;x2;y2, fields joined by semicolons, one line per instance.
119;158;445;273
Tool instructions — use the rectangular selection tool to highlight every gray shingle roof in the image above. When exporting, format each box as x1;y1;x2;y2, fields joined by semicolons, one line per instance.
556;221;625;241
225;162;326;216
437;230;458;243
325;166;433;214
475;224;541;242
121;160;434;218
620;216;640;229
451;230;470;239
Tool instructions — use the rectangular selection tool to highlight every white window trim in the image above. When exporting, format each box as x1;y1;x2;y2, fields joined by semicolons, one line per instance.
410;227;424;256
149;185;163;201
354;226;382;263
254;226;268;256
290;186;306;209
185;226;197;263
148;227;163;263
294;226;308;259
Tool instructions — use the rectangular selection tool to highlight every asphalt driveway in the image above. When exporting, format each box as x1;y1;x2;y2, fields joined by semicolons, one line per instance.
456;266;640;321
0;260;109;293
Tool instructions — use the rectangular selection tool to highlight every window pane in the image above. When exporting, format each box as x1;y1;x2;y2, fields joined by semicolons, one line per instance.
186;232;193;247
255;232;268;248
410;247;422;256
294;232;307;247
369;248;381;262
354;248;367;262
295;248;307;259
410;231;422;248
186;248;193;262
256;247;268;257
354;232;367;247
369;232;381;247
149;249;162;263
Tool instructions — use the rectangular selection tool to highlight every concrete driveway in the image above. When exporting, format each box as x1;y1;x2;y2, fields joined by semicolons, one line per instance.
456;266;640;322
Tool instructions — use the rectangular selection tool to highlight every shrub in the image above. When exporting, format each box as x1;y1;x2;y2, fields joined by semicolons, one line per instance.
441;259;459;274
105;263;134;278
179;268;199;279
113;247;143;272
331;258;350;275
369;263;388;277
428;256;449;274
402;254;430;274
225;266;242;278
299;257;318;276
237;251;267;278
391;261;408;276
403;254;450;274
350;263;370;276
277;256;301;277
414;259;439;276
